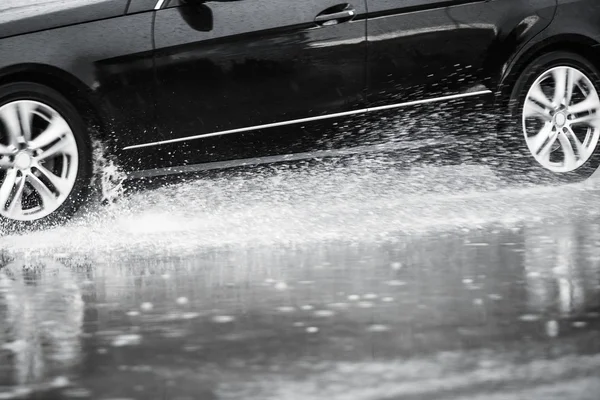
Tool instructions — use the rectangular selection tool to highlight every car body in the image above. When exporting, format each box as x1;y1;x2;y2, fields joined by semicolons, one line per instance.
1;0;600;226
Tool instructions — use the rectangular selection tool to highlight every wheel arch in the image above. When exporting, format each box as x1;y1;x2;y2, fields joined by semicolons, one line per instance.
0;63;111;143
495;33;600;107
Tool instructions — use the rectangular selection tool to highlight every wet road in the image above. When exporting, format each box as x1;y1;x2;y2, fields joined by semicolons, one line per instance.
1;159;600;400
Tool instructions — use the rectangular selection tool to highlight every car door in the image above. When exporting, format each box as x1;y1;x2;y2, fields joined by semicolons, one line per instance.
365;0;558;108
141;0;367;170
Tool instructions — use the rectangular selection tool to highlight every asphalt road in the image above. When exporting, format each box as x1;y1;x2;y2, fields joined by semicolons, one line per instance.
1;159;600;400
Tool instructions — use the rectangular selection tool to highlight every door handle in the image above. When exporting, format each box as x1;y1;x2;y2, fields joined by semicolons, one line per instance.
315;5;356;26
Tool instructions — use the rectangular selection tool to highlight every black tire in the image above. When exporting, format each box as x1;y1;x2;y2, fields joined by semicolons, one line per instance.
0;82;93;232
493;51;600;183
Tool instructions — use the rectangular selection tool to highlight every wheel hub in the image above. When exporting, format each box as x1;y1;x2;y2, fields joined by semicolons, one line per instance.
554;112;567;128
14;152;33;170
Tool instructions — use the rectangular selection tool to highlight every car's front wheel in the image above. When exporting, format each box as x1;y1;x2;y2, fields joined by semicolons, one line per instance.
496;51;600;182
0;82;92;230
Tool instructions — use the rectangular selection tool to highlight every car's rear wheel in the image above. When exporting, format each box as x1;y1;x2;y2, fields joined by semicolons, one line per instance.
495;51;600;182
0;83;92;231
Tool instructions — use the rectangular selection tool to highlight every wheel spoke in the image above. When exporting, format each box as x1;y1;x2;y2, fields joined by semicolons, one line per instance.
0;103;22;146
565;68;582;106
6;175;26;216
0;144;16;156
537;130;559;159
527;123;554;154
552;67;568;106
569;91;600;115
27;173;58;209
28;117;70;150
529;82;554;109
0;158;12;169
35;164;71;196
524;100;552;121
36;134;77;161
17;102;35;142
562;127;585;158
0;169;18;210
570;113;600;128
557;131;577;170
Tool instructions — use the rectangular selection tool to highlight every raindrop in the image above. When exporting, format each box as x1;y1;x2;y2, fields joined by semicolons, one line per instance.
572;321;587;328
390;262;403;270
462;278;474;284
274;282;288;290
126;311;140;317
212;315;235;323
306;326;319;333
488;294;502;300
363;293;378;300
519;314;540;322
385;280;406;286
546;320;559;337
301;305;314;311
161;273;171;279
51;376;70;388
293;322;306;327
111;334;142;347
357;301;374;308
347;294;360;301
182;312;200;319
381;297;394;302
176;297;189;305
473;298;484;306
140;302;153;311
276;306;296;313
314;309;335;318
367;324;390;332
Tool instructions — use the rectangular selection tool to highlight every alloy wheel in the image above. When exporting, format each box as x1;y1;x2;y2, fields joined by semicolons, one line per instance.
522;66;600;173
0;100;79;221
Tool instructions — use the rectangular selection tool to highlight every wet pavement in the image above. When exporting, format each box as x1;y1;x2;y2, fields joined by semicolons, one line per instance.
1;160;600;399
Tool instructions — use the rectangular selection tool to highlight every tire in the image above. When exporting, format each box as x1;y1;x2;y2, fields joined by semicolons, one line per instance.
0;82;93;232
493;51;600;183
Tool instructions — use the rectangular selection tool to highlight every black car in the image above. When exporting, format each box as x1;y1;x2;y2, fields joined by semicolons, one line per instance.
1;0;600;227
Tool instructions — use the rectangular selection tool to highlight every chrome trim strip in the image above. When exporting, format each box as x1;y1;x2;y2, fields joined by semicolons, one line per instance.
123;90;491;150
154;0;166;10
127;137;456;179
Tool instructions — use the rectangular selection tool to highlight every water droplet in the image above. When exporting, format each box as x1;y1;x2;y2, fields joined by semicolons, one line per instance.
367;324;390;332
519;314;540;322
126;311;140;317
51;376;70;388
363;293;378;300
462;278;474;284
385;280;406;286
488;294;502;300
300;305;314;311
314;310;335;318
546;320;559;337
140;302;153;312
161;273;171;279
112;334;142;347
274;282;288;290
357;301;374;308
276;306;296;313
390;262;403;270
347;294;360;301
293;322;306;327
473;298;484;306
573;321;587;328
212;315;235;323
176;297;189;305
306;326;319;333
381;297;394;302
